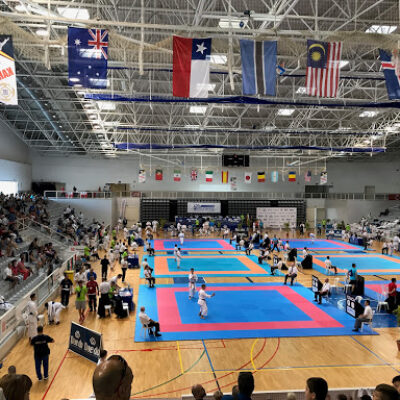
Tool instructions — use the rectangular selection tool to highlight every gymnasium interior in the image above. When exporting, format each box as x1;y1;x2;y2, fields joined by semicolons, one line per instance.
1;1;400;400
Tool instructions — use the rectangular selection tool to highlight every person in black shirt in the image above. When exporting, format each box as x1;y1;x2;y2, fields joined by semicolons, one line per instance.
101;255;110;280
31;326;54;381
60;272;73;306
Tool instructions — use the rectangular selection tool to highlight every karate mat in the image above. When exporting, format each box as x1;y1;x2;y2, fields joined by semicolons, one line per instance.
309;254;400;276
152;239;236;251
363;280;390;301
134;282;377;342
273;239;361;251
140;254;282;277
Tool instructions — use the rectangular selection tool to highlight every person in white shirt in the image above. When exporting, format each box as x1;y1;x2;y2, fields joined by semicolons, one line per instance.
178;231;185;246
223;228;230;239
188;268;198;299
309;232;315;243
138;306;161;336
74;268;87;284
394;235;400;252
109;274;122;290
4;265;18;288
284;241;291;252
324;256;337;274
142;258;149;270
144;265;155;288
197;284;215;319
284;265;298;286
45;301;65;324
389;241;394;256
173;244;178;261
353;299;373;331
314;278;331;304
302;247;308;258
382;241;389;255
26;293;38;341
176;248;182;269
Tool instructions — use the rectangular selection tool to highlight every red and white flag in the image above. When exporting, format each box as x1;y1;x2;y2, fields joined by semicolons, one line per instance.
306;40;342;98
173;36;212;98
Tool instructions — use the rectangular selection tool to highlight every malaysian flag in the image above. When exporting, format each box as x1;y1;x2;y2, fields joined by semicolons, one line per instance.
306;40;342;98
379;49;400;100
68;27;109;89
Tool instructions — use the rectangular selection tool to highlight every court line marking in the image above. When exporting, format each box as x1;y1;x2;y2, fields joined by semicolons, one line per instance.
177;341;184;374
350;336;400;373
202;339;221;391
250;339;259;371
42;349;69;400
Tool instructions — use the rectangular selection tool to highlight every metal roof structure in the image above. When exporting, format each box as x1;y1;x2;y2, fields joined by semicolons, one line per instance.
0;0;400;168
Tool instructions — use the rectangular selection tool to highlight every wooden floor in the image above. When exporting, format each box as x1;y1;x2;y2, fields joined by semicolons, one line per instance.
2;231;399;400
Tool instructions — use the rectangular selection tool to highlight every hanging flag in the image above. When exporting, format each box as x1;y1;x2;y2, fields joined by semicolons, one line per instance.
306;40;342;98
173;170;181;182
379;49;400;100
230;176;237;191
276;62;286;76
155;169;163;181
244;172;252;184
205;171;213;182
68;27;109;89
191;169;198;181
222;170;229;184
0;36;17;105
271;171;279;183
288;171;296;182
138;169;146;183
240;40;277;96
257;172;265;182
320;171;328;185
173;36;212;98
305;170;312;182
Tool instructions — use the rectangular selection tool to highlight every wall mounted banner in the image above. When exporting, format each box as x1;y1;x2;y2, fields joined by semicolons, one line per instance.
69;322;102;363
256;207;297;228
187;202;221;213
0;36;17;105
138;169;146;183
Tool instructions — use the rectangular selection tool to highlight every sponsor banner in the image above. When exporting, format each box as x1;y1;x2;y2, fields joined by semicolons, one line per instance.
256;207;297;228
187;202;221;214
69;322;102;363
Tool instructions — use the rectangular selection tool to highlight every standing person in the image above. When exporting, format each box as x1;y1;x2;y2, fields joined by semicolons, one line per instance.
386;278;398;312
176;248;182;269
26;293;38;342
121;256;128;283
75;280;88;324
178;231;185;246
60;272;73;307
299;222;305;237
198;284;215;319
31;326;54;381
45;301;65;325
173;244;178;262
98;278;111;319
389;241;395;256
87;275;99;313
352;299;373;332
284;264;298;286
347;263;357;294
100;255;110;280
271;236;279;252
188;268;198;300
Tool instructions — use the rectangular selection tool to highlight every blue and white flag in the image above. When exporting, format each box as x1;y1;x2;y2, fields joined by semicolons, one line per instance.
379;49;400;100
271;171;279;183
240;40;277;96
68;27;109;89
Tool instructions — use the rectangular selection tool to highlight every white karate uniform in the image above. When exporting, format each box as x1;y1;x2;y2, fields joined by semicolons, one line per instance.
176;250;182;268
47;301;65;323
188;273;198;298
26;300;38;339
310;233;315;243
198;289;212;317
179;232;184;245
173;246;178;262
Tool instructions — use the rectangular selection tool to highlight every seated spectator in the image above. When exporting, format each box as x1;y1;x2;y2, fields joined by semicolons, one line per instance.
314;278;331;304
138;306;161;336
192;384;206;400
4;262;19;288
305;377;328;400
92;355;133;400
214;391;223;400
237;371;254;400
287;393;297;400
144;265;156;288
393;376;400;394
0;373;32;400
373;384;399;400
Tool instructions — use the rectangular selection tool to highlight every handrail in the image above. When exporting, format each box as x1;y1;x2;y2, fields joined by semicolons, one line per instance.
44;190;395;201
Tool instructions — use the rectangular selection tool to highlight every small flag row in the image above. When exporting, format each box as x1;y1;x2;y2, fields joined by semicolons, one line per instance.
137;169;328;184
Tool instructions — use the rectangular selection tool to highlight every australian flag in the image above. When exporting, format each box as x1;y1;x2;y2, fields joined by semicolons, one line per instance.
379;49;400;100
68;27;109;89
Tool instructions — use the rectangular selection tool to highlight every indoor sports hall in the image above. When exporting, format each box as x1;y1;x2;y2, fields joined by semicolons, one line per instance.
1;2;400;400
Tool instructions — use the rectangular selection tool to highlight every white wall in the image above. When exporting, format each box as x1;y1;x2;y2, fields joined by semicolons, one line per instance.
53;199;113;226
0;120;32;190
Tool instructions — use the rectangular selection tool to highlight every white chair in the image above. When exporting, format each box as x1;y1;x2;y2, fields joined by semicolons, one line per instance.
376;287;389;312
331;277;340;293
37;314;45;326
122;302;129;317
104;305;112;317
141;322;157;339
361;311;375;332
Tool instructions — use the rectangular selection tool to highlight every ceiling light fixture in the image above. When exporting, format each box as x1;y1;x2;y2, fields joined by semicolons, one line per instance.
365;25;397;34
190;106;207;114
359;111;378;118
277;108;295;116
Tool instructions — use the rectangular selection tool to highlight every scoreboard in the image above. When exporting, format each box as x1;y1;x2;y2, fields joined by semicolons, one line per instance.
222;154;249;167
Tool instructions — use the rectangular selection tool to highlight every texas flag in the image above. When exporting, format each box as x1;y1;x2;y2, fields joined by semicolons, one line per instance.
173;36;212;98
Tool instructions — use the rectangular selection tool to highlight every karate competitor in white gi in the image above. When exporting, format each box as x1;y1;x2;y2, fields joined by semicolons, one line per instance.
26;293;38;341
188;268;198;300
178;231;185;245
197;284;215;319
176;248;182;269
45;301;65;324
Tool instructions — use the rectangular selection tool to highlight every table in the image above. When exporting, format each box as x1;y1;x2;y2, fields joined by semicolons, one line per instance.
128;256;139;269
119;288;134;311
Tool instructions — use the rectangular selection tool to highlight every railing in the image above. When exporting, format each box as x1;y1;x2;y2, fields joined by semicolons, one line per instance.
0;252;77;359
44;190;397;201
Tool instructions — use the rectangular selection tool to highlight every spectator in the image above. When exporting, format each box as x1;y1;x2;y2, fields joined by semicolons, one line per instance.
97;349;108;366
60;272;73;307
87;275;99;312
0;374;32;400
92;355;133;400
392;376;400;394
305;377;328;400
287;393;297;400
138;306;161;336
192;384;206;400
31;326;54;381
75;280;88;324
101;255;110;280
352;299;373;332
214;391;223;400
238;372;254;400
373;384;399;400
